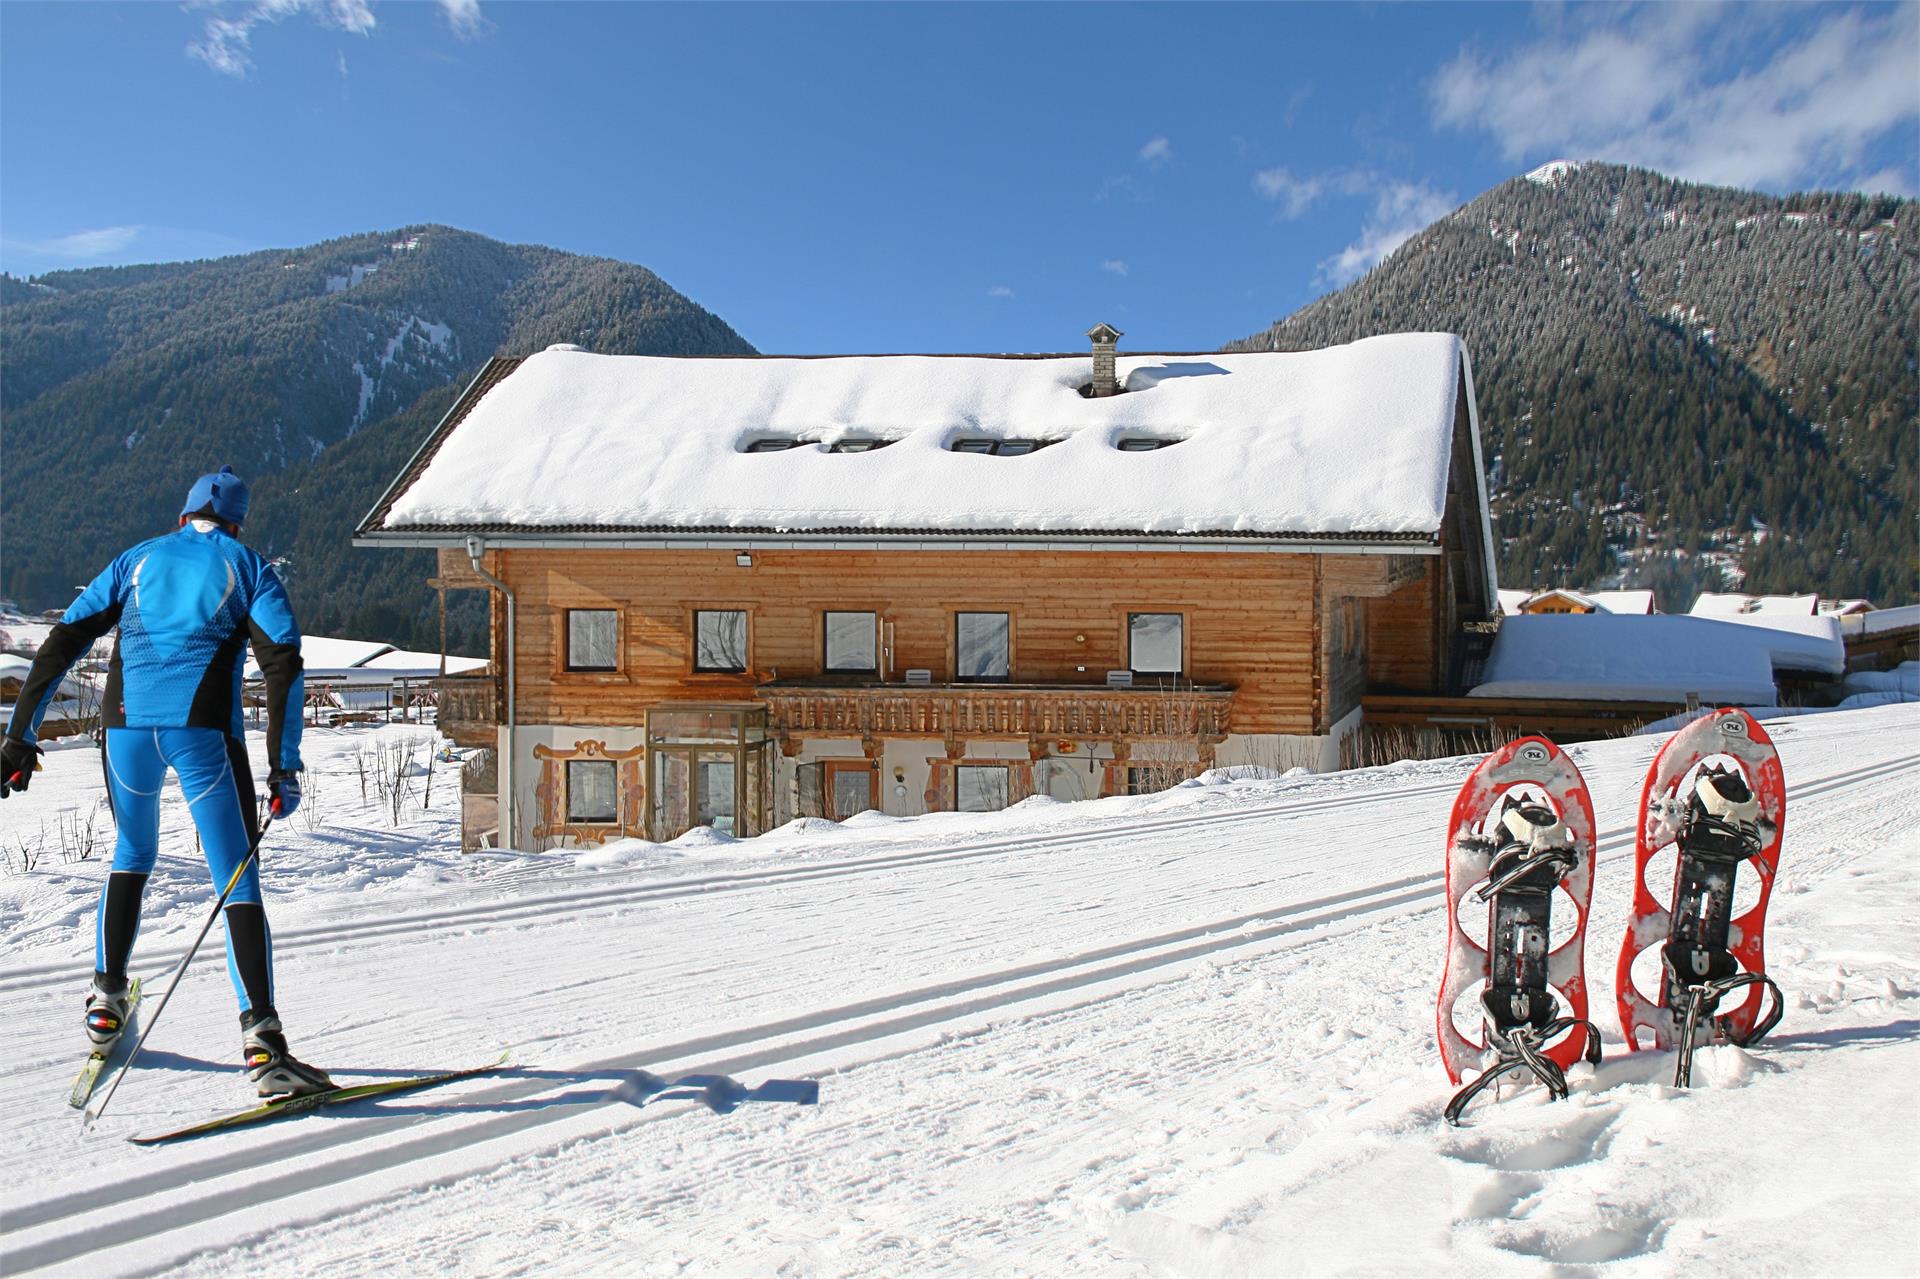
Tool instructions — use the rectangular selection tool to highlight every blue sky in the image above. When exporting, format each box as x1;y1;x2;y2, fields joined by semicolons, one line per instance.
2;2;1914;353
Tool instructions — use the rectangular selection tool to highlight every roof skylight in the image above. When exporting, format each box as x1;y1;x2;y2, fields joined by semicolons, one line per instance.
951;439;1057;456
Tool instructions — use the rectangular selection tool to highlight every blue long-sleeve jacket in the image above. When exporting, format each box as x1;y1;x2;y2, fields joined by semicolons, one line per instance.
5;525;304;772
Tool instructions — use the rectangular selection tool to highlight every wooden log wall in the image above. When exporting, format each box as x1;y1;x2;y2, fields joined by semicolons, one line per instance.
465;548;1441;737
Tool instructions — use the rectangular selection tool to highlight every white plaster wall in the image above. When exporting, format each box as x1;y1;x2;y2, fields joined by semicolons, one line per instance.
1211;705;1363;776
504;724;647;851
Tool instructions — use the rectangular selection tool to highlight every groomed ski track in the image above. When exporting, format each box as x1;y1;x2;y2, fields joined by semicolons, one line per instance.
2;711;1914;1276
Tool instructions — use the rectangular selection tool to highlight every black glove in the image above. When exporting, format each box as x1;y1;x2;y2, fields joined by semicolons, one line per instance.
267;769;302;819
1;736;42;797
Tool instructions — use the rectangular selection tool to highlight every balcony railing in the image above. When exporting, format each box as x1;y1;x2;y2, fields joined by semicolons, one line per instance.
758;680;1236;741
433;673;501;747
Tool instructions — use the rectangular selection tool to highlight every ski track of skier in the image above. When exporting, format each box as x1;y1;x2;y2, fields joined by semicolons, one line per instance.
1;708;1914;1276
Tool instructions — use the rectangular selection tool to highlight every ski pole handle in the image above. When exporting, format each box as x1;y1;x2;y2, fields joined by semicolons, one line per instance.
84;818;274;1129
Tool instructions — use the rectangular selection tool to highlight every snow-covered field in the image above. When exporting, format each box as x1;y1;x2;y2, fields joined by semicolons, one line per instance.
1;707;1916;1276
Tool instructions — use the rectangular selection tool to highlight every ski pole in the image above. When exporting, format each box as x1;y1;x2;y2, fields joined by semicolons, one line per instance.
84;818;273;1129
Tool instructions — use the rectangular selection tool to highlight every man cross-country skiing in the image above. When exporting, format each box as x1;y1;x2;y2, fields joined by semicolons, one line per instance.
1;467;333;1098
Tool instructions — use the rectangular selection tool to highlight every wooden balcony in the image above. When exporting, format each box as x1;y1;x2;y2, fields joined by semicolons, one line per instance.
758;680;1236;742
433;673;501;748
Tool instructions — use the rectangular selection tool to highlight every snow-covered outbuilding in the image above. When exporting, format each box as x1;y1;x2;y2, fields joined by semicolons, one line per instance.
1498;588;1657;616
243;636;487;716
1473;614;1842;703
357;330;1498;848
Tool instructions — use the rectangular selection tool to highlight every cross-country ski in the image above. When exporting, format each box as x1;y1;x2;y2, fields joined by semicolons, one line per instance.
67;977;141;1109
131;1053;511;1146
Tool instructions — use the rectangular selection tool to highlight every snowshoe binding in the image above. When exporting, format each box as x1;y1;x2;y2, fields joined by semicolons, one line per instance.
240;1008;336;1099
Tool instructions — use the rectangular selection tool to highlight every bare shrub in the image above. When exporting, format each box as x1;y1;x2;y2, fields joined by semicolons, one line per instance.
357;732;438;827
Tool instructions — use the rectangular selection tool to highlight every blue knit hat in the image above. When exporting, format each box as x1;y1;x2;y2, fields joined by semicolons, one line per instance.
181;465;250;525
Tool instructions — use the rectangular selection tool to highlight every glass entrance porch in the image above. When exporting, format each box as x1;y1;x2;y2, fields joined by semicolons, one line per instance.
645;704;771;841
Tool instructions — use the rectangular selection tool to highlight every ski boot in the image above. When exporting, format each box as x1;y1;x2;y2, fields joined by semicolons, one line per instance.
1445;797;1601;1125
1662;766;1783;1086
240;1007;336;1099
84;972;135;1051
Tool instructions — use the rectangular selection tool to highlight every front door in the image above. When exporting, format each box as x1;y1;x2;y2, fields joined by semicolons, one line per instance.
696;753;736;834
825;760;877;820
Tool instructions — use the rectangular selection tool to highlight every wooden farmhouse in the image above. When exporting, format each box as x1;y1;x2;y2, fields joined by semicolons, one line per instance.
355;328;1499;849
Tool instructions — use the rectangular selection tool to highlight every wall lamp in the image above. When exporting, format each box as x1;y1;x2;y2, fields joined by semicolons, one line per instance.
735;552;753;567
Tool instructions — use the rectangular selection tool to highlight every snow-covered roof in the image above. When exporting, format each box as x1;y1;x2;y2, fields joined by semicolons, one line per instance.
360;649;489;676
1496;589;1531;616
361;335;1476;544
1681;611;1844;672
1842;603;1920;638
1472;616;1793;703
1587;589;1655;615
245;636;393;681
1691;592;1819;617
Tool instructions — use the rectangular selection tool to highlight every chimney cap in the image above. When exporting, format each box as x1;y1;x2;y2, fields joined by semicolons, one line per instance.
1086;322;1123;344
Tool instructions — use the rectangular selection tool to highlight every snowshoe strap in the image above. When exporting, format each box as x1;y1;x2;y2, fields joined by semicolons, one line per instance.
1443;1017;1600;1126
1474;844;1577;902
1674;972;1785;1087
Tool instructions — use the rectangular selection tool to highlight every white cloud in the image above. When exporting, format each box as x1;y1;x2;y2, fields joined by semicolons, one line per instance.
1295;177;1457;289
438;0;483;37
1252;167;1325;218
1099;259;1129;277
1852;166;1918;198
190;0;375;76
187;0;481;76
29;226;144;258
986;284;1015;299
1139;136;1173;166
1431;2;1920;193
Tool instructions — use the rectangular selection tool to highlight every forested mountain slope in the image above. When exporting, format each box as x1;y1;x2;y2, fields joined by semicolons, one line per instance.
1;227;754;647
1228;163;1916;608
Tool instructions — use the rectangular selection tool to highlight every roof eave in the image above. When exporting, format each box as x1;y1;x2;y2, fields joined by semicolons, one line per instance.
353;527;1442;555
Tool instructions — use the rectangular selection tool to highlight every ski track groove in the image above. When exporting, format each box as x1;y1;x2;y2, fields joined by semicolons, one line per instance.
0;774;1475;995
0;750;1909;1275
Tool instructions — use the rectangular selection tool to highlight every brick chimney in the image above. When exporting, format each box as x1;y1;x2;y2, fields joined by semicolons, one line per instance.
1086;322;1123;398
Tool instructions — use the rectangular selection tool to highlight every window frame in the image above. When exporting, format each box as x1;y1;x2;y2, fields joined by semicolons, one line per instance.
692;608;750;674
564;608;621;673
954;764;1011;813
824;759;879;820
1126;611;1186;676
564;758;619;824
822;610;880;674
953;611;1012;683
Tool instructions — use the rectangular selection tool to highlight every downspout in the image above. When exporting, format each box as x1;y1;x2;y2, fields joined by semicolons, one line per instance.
465;535;517;849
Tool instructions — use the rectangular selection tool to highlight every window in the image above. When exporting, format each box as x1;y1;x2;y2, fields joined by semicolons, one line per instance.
745;439;801;453
824;611;877;672
950;439;1057;455
955;612;1009;682
566;609;619;671
694;610;748;672
956;765;1009;812
1128;612;1183;674
1117;438;1182;451
1126;766;1184;796
566;759;617;823
828;439;892;453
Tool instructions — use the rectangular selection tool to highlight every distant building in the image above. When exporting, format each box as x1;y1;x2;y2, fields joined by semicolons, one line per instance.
1499;588;1656;616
